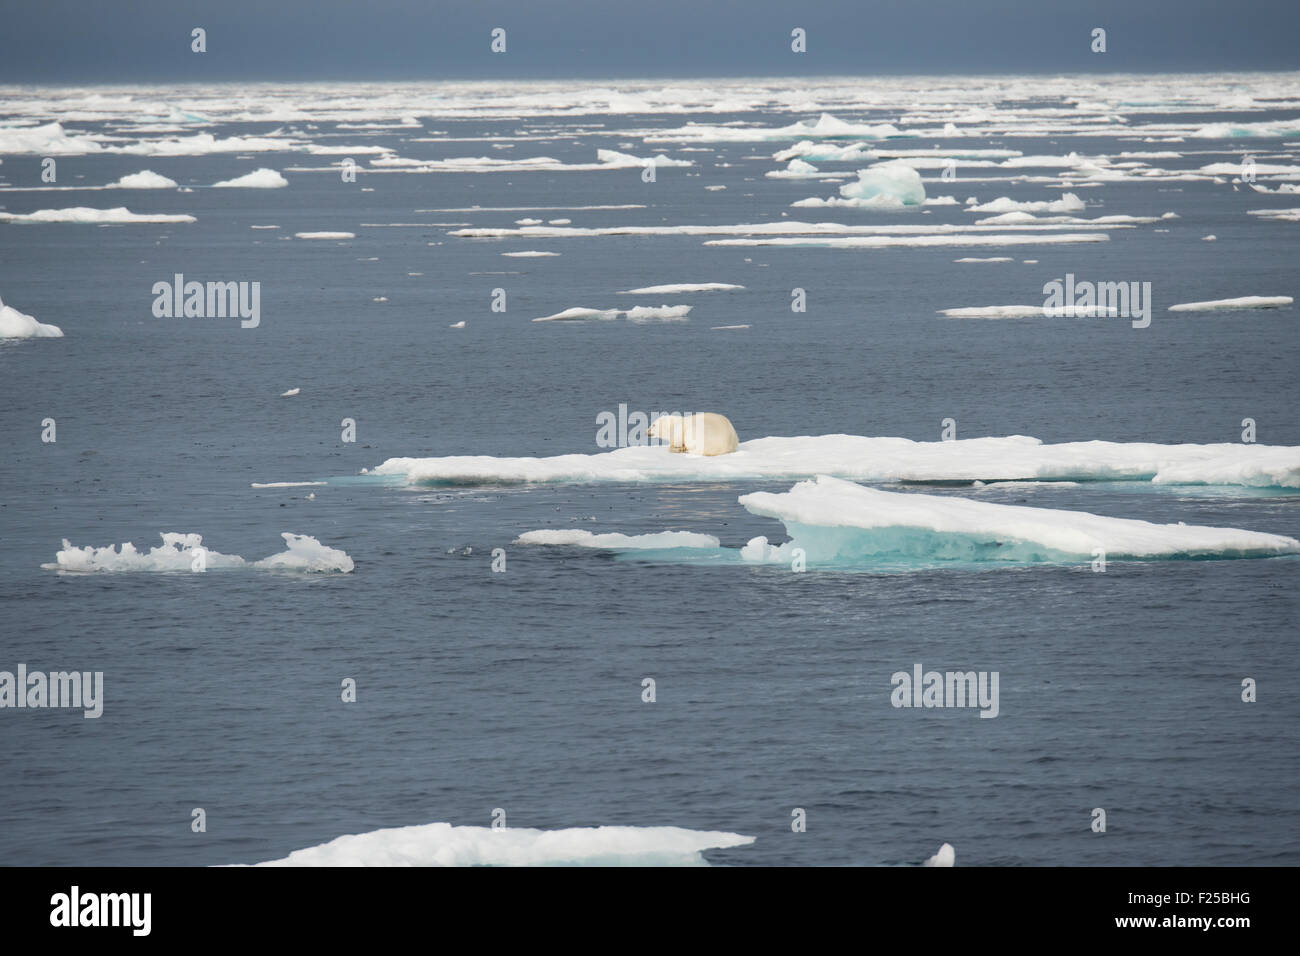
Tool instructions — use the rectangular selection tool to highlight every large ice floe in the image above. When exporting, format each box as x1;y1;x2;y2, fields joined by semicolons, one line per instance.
0;295;63;338
0;206;195;224
244;822;754;866
369;434;1300;490
517;477;1299;570
732;477;1299;567
42;532;354;573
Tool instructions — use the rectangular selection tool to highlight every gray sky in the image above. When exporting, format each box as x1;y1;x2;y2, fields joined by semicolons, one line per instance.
1;0;1297;83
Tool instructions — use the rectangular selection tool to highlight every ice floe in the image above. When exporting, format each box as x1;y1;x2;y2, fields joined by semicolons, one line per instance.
0;206;195;224
368;434;1300;489
0;295;63;338
42;532;354;573
1167;296;1293;312
245;822;754;866
108;170;178;189
211;167;288;188
734;476;1300;565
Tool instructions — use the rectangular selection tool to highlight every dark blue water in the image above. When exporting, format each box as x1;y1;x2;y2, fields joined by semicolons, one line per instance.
2;89;1298;865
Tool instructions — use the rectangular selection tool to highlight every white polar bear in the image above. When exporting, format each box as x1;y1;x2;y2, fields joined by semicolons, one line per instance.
648;413;739;456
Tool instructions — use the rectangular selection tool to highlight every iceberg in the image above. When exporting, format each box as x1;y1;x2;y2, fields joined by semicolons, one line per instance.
245;822;755;866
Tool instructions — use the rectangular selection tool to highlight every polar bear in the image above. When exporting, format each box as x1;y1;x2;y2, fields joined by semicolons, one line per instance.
648;412;739;456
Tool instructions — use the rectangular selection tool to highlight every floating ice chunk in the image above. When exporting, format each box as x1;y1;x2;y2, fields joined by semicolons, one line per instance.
0;206;195;224
1247;208;1300;222
211;167;288;188
294;231;355;239
711;324;750;329
1168;296;1292;312
250;481;327;489
547;218;571;225
245;822;754;867
924;844;956;867
515;529;720;549
515;218;543;225
532;307;621;323
1249;183;1300;195
967;193;1086;213
42;531;353;573
252;533;355;572
1202;235;1217;241
502;251;559;257
596;149;692;168
736;476;1300;563
0;295;63;338
765;158;822;179
837;162;926;206
624;305;692;322
1200;162;1300;175
280;387;300;397
953;257;1013;263
449;321;466;328
108;170;178;189
619;283;743;294
0;121;106;155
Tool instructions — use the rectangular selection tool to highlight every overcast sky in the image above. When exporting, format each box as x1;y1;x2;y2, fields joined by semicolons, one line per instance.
2;0;1297;83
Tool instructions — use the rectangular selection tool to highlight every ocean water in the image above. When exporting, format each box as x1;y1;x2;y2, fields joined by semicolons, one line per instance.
1;74;1298;866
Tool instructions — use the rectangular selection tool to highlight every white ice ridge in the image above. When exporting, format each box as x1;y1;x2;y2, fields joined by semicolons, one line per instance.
1168;296;1293;312
211;168;288;188
515;530;721;549
501;250;559;257
617;283;744;294
294;231;355;239
0;206;195;224
369;434;1300;489
735;476;1300;563
532;305;691;323
42;532;354;573
939;305;1119;319
703;233;1108;249
246;822;754;866
0;294;63;338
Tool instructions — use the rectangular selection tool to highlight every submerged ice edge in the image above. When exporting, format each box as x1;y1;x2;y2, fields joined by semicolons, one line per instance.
367;434;1300;490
